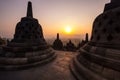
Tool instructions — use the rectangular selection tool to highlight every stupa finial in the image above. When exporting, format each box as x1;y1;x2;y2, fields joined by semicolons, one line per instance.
27;1;33;18
57;33;59;40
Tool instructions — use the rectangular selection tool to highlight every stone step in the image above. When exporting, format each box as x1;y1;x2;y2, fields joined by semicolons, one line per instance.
71;56;107;80
80;48;120;72
0;52;55;65
0;53;57;70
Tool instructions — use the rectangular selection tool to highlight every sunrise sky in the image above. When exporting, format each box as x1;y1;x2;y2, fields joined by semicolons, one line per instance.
0;0;109;39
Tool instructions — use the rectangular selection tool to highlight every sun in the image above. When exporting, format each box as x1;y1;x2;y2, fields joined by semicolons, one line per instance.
65;26;72;34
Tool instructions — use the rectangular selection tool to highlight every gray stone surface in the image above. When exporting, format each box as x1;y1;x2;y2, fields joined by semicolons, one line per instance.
70;0;120;80
0;51;77;80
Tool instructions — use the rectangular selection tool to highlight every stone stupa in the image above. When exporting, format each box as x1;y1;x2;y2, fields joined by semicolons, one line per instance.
0;1;56;70
70;0;120;80
77;33;89;49
0;37;6;45
53;33;63;50
65;40;76;52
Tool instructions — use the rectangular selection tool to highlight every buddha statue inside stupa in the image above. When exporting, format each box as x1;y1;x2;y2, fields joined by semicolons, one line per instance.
70;0;120;80
0;1;56;70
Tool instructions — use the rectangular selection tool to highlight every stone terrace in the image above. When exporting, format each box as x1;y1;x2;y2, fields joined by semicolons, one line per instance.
0;51;77;80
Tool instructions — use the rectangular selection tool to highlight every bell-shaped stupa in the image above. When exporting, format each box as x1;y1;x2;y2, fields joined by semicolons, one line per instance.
70;0;120;80
53;33;63;50
0;1;56;70
65;40;76;52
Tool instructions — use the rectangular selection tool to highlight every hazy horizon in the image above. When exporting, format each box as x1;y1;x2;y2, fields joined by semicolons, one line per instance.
0;0;109;39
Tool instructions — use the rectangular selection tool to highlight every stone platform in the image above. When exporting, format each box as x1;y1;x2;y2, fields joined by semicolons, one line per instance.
0;51;77;80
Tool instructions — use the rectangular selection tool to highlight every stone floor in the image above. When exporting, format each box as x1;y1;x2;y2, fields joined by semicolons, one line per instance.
0;51;78;80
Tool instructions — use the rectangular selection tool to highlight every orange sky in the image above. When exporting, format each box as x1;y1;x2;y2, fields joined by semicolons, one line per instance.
0;0;109;39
